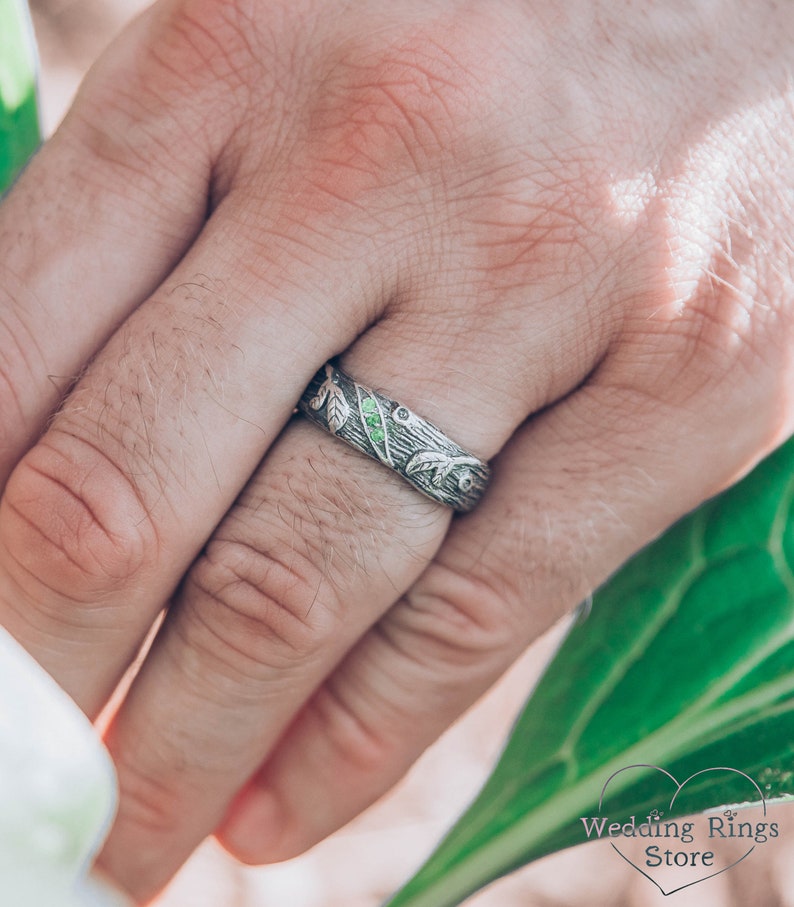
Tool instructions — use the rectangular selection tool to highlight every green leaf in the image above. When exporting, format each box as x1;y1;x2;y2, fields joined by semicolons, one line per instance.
0;0;40;194
385;435;794;907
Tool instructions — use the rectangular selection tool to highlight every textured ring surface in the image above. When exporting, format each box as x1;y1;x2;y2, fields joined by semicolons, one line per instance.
298;362;491;512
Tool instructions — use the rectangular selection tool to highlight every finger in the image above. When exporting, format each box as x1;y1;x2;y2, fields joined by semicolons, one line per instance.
96;418;449;901
91;247;621;903
86;84;652;887
0;5;221;480
0;168;391;717
216;311;788;863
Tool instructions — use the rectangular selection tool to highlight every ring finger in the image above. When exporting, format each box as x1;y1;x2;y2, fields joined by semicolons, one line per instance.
94;264;616;902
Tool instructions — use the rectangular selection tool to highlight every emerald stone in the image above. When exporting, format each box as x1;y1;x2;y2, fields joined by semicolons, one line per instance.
366;414;380;427
362;398;377;413
370;428;385;442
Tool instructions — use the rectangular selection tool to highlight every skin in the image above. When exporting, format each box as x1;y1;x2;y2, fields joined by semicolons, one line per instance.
1;0;793;901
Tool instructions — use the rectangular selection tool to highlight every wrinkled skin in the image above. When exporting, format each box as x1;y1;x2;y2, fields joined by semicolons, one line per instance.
0;0;793;901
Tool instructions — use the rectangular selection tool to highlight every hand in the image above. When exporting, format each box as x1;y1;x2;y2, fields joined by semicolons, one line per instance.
1;0;792;901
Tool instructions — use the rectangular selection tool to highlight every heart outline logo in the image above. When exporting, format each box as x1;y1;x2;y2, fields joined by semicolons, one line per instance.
598;764;766;896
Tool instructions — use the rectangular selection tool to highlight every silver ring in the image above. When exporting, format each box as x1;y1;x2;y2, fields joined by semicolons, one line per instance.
297;362;491;512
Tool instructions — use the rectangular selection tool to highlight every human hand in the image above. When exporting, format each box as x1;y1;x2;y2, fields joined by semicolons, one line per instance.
1;0;793;901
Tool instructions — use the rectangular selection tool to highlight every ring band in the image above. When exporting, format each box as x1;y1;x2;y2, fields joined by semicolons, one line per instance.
298;362;491;512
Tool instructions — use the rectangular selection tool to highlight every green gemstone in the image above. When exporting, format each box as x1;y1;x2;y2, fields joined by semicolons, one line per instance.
361;398;377;413
366;414;380;427
370;428;385;442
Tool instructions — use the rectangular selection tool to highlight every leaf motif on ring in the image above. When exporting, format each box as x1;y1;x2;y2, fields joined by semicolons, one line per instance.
405;451;456;486
405;451;482;487
326;387;351;434
308;365;350;433
308;384;329;411
356;387;394;466
309;363;335;411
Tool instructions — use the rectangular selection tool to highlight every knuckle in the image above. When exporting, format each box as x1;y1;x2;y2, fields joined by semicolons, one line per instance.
675;277;762;385
395;517;590;675
638;199;775;392
312;682;392;773
182;432;437;677
306;21;488;200
185;535;336;671
0;432;158;607
111;744;184;841
67;0;264;180
148;0;257;90
597;216;777;423
396;561;526;671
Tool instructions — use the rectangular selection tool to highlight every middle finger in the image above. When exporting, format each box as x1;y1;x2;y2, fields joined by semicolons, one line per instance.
0;183;384;716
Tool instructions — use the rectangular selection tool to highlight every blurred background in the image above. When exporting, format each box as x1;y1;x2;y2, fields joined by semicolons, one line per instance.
23;2;794;905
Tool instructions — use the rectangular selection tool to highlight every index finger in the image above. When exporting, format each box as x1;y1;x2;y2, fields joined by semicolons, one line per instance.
0;3;218;483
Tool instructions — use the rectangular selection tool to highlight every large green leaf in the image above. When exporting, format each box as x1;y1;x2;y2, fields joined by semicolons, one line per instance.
0;0;40;193
386;436;794;907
